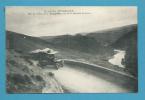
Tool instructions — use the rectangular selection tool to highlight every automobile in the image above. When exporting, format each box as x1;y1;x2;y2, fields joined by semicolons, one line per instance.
30;48;64;69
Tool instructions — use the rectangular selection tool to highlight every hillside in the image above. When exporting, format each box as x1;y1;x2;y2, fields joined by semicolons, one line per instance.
6;31;64;93
40;24;137;51
86;24;137;47
6;31;52;52
48;34;107;53
111;25;137;49
6;49;64;93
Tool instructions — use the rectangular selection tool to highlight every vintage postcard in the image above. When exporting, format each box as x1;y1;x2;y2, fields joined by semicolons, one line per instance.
6;6;138;93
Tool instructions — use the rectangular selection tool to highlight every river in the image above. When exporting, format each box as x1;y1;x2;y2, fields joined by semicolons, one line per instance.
108;49;126;68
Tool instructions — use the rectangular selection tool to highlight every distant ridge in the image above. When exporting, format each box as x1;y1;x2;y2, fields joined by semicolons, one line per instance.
40;24;137;51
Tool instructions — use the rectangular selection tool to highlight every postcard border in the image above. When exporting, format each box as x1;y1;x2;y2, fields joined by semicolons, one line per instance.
0;0;145;100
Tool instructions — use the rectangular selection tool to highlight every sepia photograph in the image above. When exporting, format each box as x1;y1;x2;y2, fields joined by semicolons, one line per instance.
6;6;138;93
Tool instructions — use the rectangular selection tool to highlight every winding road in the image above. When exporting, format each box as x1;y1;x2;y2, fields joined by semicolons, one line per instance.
55;67;127;93
43;60;137;93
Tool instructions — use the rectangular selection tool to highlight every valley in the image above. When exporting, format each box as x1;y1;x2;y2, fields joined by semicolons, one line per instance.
6;24;138;93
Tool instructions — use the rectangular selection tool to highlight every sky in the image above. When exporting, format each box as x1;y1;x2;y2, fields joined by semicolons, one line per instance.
6;6;137;37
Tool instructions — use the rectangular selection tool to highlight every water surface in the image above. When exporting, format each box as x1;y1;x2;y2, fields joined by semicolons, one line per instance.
109;49;126;68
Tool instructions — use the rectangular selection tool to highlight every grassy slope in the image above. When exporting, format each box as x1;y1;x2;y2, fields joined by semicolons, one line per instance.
6;31;63;93
7;49;44;93
7;31;53;52
87;24;137;46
